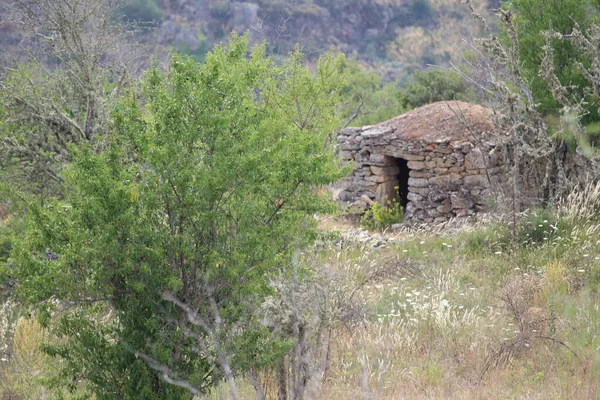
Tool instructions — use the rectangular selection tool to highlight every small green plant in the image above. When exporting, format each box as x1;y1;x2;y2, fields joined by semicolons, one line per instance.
360;196;403;231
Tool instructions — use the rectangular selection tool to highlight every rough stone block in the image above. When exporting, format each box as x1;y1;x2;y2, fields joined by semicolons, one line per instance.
340;141;361;151
464;148;487;169
428;190;450;202
428;209;442;218
407;161;427;170
405;202;417;213
486;166;502;175
407;192;423;202
410;187;431;196
451;194;474;209
428;173;461;186
369;153;389;164
366;174;397;183
401;154;426;161
408;177;430;188
360;194;375;206
436;203;453;213
370;165;400;176
338;191;355;202
463;174;488;187
409;170;433;178
376;181;398;203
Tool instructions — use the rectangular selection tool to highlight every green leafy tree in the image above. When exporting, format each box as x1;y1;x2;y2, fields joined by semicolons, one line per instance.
502;0;600;122
339;60;407;127
399;68;476;110
5;35;346;398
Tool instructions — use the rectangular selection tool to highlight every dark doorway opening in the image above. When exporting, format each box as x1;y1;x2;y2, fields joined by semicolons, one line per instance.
396;158;410;208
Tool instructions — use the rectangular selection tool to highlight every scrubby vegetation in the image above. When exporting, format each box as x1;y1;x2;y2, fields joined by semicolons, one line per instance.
2;0;600;398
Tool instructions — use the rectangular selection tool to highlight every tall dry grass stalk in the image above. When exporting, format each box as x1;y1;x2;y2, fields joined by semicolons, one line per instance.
557;180;600;223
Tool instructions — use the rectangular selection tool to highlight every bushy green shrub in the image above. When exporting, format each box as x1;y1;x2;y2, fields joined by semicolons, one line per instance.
399;69;476;110
360;197;403;231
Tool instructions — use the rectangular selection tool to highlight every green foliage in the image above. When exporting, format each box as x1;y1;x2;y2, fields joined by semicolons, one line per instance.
119;0;163;23
340;64;475;128
340;60;407;127
9;34;347;397
462;224;511;255
502;0;600;122
410;0;433;22
399;69;476;110
177;32;209;62
517;209;560;246
360;197;403;231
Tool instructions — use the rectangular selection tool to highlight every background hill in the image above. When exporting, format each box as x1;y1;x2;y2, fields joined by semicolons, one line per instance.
1;0;496;82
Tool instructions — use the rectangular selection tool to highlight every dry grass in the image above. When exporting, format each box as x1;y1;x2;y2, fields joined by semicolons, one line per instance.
304;198;600;399
5;188;600;399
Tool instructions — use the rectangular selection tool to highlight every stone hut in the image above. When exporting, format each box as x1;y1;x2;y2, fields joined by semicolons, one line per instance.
337;101;506;224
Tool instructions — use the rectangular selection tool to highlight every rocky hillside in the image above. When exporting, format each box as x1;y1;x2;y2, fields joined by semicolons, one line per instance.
0;0;497;80
150;0;496;77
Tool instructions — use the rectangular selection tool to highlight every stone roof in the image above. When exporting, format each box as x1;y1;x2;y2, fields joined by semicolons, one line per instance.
361;101;495;144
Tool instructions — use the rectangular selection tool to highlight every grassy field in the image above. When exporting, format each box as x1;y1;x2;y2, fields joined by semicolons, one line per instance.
208;184;600;399
3;185;600;399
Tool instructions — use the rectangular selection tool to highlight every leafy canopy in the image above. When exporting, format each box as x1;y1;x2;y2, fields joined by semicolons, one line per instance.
502;0;600;122
5;35;347;397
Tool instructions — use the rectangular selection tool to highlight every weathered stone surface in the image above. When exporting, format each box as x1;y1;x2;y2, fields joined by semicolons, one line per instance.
340;140;361;151
340;151;354;160
463;174;488;187
464;148;487;169
436;203;453;213
407;192;423;202
339;191;354;201
369;153;389;164
428;173;461;186
455;209;469;217
335;103;507;224
451;195;474;209
376;181;398;203
410;187;431;196
370;165;400;175
409;170;433;178
407;161;427;170
365;174;396;183
401;154;426;161
362;126;393;138
360;195;375;206
408;177;430;188
486;166;502;175
428;209;442;218
428;190;450;202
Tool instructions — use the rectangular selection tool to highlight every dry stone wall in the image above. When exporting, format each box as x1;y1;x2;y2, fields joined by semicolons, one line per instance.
337;125;506;224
